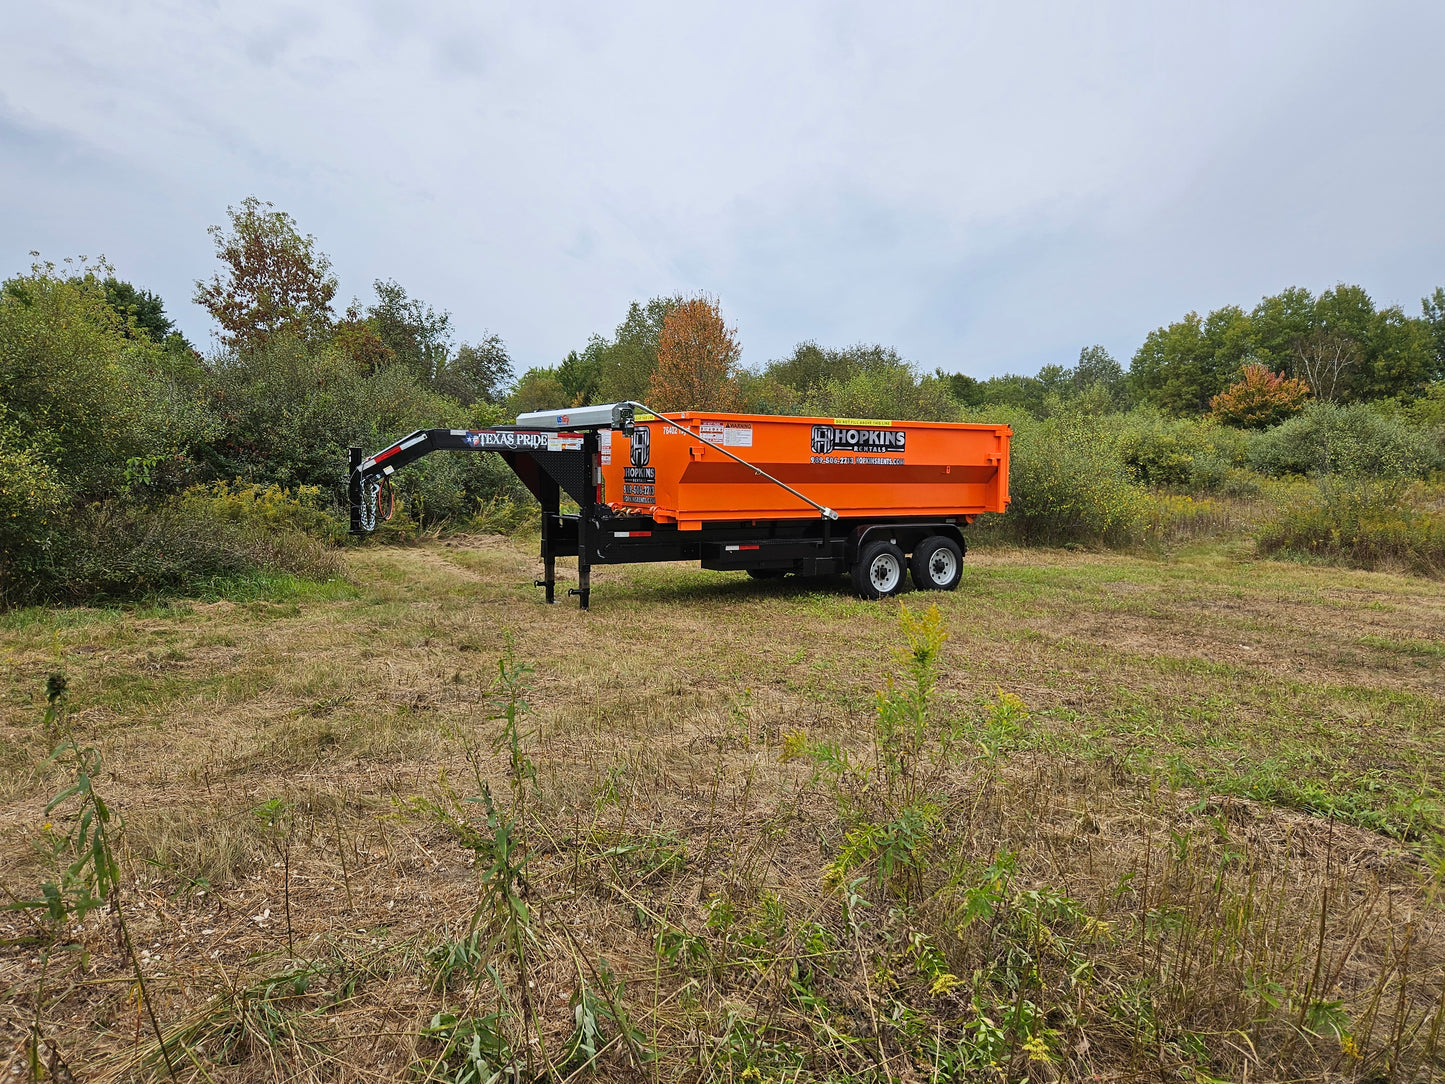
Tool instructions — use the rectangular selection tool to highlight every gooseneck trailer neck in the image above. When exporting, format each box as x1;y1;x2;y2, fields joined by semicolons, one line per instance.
349;402;1011;610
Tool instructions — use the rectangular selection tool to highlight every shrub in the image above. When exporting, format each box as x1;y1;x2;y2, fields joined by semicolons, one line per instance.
985;414;1151;547
1248;401;1442;479
181;481;344;543
5;493;346;607
1109;410;1246;490
1209;363;1310;428
1401;381;1445;427
207;334;467;498
2;263;192;499
803;364;958;422
1257;481;1445;576
0;438;68;579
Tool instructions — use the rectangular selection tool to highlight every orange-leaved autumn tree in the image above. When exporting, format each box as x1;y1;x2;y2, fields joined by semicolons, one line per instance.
1209;363;1310;428
647;295;741;411
194;197;338;352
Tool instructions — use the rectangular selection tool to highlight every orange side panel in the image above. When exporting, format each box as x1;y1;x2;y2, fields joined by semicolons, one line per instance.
600;412;1010;525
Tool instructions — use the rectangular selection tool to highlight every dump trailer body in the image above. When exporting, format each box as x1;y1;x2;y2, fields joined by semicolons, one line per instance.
351;402;1010;609
600;412;1009;528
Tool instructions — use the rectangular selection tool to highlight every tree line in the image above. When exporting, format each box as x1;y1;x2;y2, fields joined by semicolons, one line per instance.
3;196;1443;603
519;289;1445;424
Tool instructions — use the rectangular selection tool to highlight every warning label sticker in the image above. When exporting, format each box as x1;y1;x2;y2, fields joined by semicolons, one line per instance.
546;435;583;452
700;421;753;447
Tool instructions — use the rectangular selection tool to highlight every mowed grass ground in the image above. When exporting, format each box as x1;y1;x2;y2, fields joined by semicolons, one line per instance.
0;536;1442;1081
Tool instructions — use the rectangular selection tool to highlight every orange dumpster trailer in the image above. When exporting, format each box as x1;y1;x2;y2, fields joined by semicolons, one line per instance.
349;402;1009;609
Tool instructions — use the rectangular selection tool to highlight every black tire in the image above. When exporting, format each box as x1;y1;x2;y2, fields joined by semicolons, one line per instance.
910;535;963;591
852;540;907;599
746;568;786;580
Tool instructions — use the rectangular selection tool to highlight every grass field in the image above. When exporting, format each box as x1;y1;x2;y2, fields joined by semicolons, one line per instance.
1;536;1442;1082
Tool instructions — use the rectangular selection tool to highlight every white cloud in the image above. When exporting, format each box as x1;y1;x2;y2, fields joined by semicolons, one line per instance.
2;0;1440;377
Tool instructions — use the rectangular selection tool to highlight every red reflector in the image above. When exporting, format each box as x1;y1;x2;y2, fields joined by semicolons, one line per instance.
738;544;760;550
374;446;399;463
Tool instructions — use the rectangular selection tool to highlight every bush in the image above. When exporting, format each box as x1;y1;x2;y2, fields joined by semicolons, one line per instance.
1257;481;1445;576
1248;401;1442;479
0;439;68;578
4;492;346;607
983;413;1152;547
1401;382;1445;428
1209;364;1310;428
802;364;958;422
1110;411;1245;490
182;481;344;543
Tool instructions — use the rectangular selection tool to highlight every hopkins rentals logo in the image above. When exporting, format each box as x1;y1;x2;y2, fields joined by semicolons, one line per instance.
630;426;651;466
810;424;906;455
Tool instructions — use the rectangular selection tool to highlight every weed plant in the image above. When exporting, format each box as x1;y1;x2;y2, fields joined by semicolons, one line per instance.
1258;480;1445;575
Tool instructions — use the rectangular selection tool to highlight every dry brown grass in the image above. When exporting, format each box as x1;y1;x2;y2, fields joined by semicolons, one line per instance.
0;537;1442;1081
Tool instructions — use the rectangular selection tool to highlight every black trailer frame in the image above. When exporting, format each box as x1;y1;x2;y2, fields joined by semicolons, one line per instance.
349;422;966;610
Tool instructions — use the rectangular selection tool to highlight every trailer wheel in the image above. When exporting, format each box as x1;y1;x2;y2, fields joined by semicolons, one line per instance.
853;540;906;599
910;535;963;591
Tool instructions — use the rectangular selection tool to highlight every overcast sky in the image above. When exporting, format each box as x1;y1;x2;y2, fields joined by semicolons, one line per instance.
3;1;1442;379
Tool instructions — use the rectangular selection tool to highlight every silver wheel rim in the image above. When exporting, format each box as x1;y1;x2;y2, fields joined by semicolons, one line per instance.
927;548;957;585
869;553;901;594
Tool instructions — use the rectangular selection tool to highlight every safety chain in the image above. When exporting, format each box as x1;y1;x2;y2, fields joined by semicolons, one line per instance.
359;476;381;532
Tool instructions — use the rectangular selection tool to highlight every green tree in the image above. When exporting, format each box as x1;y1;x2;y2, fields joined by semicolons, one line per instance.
205;332;463;492
100;278;175;342
509;368;569;415
1;261;201;497
97;277;203;384
1070;345;1127;403
803;365;957;421
1356;305;1436;401
1248;286;1318;371
594;297;684;403
1130;305;1253;415
765;342;914;397
193;197;338;351
1423;286;1445;370
367;279;453;382
944;371;982;406
1;261;216;597
970;372;1049;414
557;339;605;405
734;369;802;414
764;341;834;394
434;335;513;405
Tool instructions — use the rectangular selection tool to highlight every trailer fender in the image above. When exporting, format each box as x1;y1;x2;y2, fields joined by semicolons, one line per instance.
847;522;966;563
